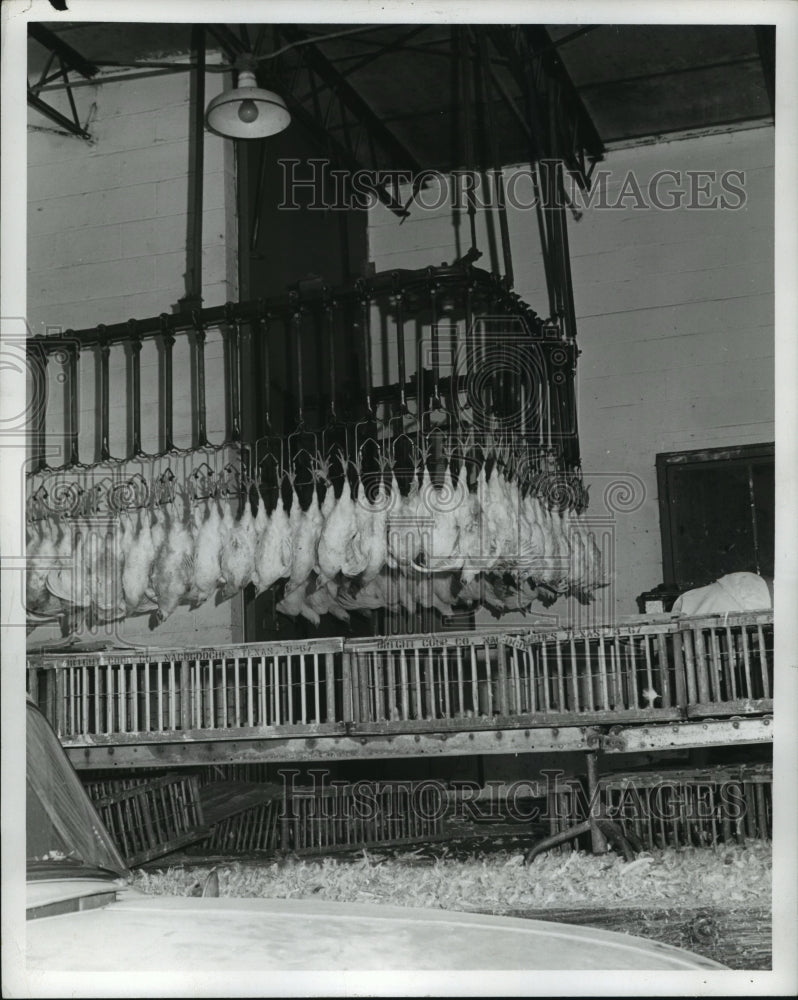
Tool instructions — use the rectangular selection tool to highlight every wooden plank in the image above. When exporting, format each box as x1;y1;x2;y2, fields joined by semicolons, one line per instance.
681;630;698;705
597;636;609;710
93;663;102;735
400;648;410;720
82;665;89;735
740;625;754;698
312;653;320;724
496;642;508;716
469;645;479;715
568;638;577;712
286;656;294;726
554;642;565;712
709;628;723;702
671;630;687;708
442;650;451;719
341;651;354;723
299;653;307;724
271;656;280;725
756;625;771;698
257;656;268;726
582;638;593;711
386;652;397;721
425;647;435;720
602;715;773;754
625;637;637;709
693;630;711;705
325;653;335;724
656;633;671;708
483;640;493;716
68;724;604;769
104;664;112;736
541;641;551;712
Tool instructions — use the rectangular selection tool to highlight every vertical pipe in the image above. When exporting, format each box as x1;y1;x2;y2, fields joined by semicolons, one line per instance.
324;292;337;420
393;277;407;410
159;314;175;453
428;276;440;408
66;339;80;466
477;32;514;287
192;309;208;447
257;301;272;428
128;320;143;456
224;303;242;441
358;280;374;415
30;342;48;472
289;294;304;426
185;25;205;308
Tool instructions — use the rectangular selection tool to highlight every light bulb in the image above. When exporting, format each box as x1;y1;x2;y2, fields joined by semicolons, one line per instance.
237;99;259;124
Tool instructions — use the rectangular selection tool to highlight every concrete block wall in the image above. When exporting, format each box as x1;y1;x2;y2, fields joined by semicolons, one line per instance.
26;59;243;648
368;126;775;622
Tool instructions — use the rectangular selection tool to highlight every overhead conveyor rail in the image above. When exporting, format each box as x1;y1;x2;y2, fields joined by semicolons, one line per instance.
26;611;774;769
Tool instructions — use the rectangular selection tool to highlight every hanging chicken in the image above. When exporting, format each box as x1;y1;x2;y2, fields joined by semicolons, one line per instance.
150;492;195;621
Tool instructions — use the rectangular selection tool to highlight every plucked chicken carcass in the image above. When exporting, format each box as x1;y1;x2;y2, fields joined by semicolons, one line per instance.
317;460;368;582
121;508;158;613
187;499;225;606
151;495;195;621
359;462;393;584
252;478;293;593
219;492;257;599
26;517;58;615
46;520;91;610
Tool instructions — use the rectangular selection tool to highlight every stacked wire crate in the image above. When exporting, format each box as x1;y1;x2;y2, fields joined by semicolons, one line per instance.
28;612;773;741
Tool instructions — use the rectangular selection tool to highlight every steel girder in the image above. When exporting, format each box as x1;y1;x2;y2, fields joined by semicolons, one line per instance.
27;24;98;139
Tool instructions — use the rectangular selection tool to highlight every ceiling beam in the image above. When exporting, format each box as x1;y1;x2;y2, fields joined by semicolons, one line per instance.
487;25;604;188
27;24;96;138
277;25;424;175
754;26;775;118
28;23;99;78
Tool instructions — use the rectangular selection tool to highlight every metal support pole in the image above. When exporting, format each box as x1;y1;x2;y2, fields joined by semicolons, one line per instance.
586;750;608;854
159;314;175;453
183;25;205;310
128;319;142;457
224;302;242;442
192;309;208;448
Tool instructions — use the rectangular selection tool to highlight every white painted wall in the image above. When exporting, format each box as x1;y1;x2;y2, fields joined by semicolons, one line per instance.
26;60;243;648
368;126;775;622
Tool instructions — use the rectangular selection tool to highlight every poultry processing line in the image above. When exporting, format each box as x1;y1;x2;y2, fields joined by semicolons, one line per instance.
24;428;604;633
24;261;595;635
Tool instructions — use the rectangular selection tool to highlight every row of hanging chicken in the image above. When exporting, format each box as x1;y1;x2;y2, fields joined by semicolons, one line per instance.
26;448;606;630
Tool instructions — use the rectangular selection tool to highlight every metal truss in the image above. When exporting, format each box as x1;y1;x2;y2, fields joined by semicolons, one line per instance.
27;24;98;139
208;23;425;218
487;25;605;191
274;25;426;218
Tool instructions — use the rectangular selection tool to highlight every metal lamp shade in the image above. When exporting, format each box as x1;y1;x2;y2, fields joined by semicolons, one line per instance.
205;70;291;139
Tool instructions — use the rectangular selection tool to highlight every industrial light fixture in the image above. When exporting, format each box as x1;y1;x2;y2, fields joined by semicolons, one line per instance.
205;60;291;140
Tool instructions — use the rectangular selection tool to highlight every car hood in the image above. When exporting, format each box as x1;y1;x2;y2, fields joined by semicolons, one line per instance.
26;891;727;972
